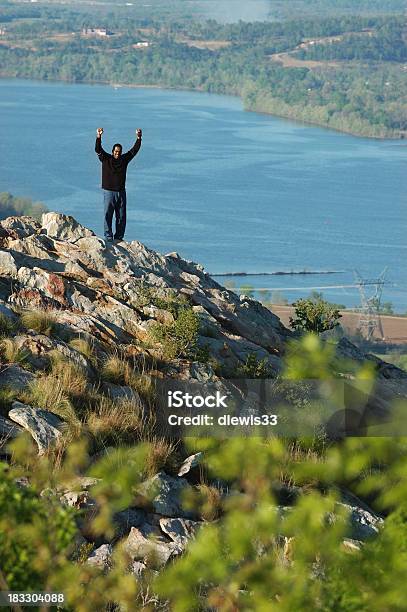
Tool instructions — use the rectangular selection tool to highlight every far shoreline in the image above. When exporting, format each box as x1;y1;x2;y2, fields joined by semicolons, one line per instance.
0;75;402;141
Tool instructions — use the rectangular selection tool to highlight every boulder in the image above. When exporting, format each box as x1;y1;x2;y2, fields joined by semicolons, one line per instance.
41;213;95;242
125;524;181;568
0;365;35;391
0;415;22;440
113;507;147;536
130;560;148;577
87;544;113;570
337;502;383;540
8;401;64;454
0;216;41;239
103;383;142;405
138;472;195;519
60;490;95;510
0;251;18;276
159;517;201;549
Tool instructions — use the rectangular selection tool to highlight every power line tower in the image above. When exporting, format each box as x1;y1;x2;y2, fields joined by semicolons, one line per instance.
354;268;387;341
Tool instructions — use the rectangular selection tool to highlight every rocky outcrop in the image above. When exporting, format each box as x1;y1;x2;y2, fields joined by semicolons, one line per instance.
0;213;288;369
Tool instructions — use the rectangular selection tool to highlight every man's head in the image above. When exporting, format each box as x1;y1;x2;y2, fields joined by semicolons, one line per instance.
112;143;122;159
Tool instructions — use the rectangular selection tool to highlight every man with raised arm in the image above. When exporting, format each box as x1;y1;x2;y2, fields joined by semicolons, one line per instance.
95;127;142;242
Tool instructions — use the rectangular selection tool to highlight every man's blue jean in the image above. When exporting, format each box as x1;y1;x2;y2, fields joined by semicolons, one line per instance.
103;189;126;240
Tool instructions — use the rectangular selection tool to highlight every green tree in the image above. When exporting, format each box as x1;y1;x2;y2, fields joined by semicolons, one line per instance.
289;298;342;333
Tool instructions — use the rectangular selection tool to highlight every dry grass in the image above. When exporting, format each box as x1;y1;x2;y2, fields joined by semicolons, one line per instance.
20;360;88;437
277;440;326;489
101;353;156;403
101;354;132;385
20;309;57;336
0;338;31;365
196;484;223;521
143;438;178;479
24;376;77;423
50;359;88;400
86;396;147;450
0;387;19;417
68;337;97;365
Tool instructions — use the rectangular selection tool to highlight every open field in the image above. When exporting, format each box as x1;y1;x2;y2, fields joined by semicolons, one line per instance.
271;304;407;344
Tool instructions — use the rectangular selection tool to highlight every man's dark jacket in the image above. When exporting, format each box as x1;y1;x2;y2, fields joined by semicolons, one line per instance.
95;136;141;191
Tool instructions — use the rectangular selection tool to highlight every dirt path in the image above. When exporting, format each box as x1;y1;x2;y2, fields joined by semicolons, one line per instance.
270;29;373;70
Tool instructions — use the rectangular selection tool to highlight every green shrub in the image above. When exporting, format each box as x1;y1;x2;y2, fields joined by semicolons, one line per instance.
289;298;342;334
133;284;189;317
151;307;199;359
0;437;148;609
236;352;273;378
155;435;407;611
0;461;77;592
0;330;405;612
0;313;17;337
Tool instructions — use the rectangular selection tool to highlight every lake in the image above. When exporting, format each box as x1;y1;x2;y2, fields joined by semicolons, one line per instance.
0;79;406;311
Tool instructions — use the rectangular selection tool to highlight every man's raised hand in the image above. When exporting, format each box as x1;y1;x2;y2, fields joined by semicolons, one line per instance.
96;128;104;137
136;128;142;139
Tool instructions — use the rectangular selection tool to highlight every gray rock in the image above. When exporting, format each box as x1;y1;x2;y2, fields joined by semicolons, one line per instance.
8;401;64;455
103;382;142;405
2;211;404;421
67;477;101;490
0;365;35;391
0;216;41;239
0;415;22;440
130;560;148;577
178;452;203;477
273;501;382;543
337;502;383;540
342;538;362;552
159;517;201;549
113;507;147;536
0;251;18;276
87;544;113;570
125;525;181;568
143;305;174;324
42;212;95;242
0;303;17;320
138;472;195;518
60;490;95;510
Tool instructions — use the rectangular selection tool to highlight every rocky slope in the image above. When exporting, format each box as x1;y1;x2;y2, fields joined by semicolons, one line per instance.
0;212;289;370
0;212;405;574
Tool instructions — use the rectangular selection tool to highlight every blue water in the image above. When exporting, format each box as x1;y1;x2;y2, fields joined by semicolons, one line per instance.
0;79;406;310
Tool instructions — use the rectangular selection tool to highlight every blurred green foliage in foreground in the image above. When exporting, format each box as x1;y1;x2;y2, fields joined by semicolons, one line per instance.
0;334;406;610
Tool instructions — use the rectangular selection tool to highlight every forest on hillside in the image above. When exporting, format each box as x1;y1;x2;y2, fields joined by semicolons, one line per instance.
0;4;406;137
0;4;407;138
